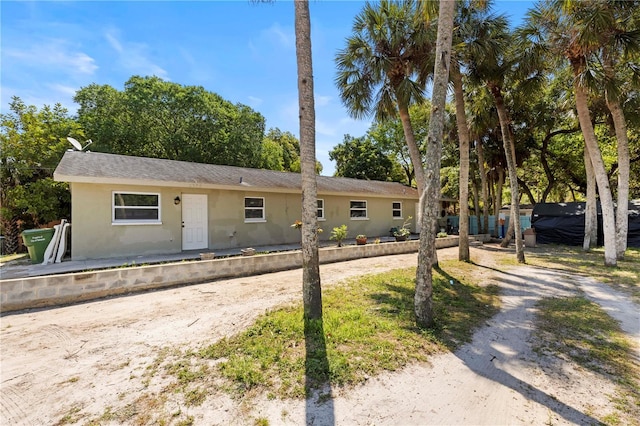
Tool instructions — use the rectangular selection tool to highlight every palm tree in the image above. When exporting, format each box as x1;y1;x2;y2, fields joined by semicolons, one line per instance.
294;0;322;319
467;85;501;235
524;0;623;266
451;63;471;261
335;0;434;195
588;1;640;259
415;0;456;328
466;14;526;263
450;0;501;260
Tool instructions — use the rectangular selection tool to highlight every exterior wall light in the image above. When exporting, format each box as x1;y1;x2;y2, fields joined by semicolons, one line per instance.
174;196;181;205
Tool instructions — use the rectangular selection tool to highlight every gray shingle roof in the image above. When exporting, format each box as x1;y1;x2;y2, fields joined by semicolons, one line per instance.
54;151;418;199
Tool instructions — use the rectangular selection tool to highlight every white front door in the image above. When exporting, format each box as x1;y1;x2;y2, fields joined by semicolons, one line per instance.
182;194;208;250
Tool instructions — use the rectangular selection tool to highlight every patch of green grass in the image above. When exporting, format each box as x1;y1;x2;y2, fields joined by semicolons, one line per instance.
167;360;209;384
54;405;82;425
87;391;171;426
526;246;640;302
184;387;207;406
191;261;499;399
534;295;640;424
175;416;195;426
254;417;270;426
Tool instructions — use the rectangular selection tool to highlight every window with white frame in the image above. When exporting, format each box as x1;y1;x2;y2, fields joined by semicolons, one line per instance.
317;199;325;220
392;201;403;219
244;197;265;222
112;192;161;224
349;200;368;219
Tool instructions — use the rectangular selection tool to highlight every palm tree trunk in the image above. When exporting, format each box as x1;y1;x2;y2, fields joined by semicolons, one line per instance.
502;208;515;245
476;135;490;235
0;216;20;255
494;167;504;238
294;0;322;319
397;103;425;195
606;96;629;260
573;75;616;266
583;145;597;250
490;85;524;262
451;64;470;261
472;179;481;234
416;0;455;328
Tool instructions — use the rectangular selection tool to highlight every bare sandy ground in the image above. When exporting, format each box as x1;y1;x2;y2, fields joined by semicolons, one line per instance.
1;246;638;425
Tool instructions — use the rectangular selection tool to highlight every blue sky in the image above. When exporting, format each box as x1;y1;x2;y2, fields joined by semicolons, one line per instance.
1;0;534;175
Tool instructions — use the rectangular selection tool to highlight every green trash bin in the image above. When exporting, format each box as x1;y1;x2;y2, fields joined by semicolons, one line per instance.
21;228;55;264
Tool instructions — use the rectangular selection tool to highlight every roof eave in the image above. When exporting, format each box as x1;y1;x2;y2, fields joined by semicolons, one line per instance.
56;174;418;199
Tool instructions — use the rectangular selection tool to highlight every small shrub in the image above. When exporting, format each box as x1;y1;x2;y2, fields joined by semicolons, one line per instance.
330;225;348;247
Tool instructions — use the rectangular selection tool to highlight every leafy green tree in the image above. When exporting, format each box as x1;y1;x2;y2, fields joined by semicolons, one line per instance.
366;102;431;187
335;0;434;195
0;97;81;252
260;128;301;171
329;134;395;181
75;76;266;168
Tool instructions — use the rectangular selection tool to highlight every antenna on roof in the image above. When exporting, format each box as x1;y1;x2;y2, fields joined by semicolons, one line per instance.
67;137;93;152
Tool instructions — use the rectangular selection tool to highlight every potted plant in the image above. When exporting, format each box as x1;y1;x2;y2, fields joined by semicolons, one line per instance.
330;224;348;247
393;216;412;241
356;234;367;245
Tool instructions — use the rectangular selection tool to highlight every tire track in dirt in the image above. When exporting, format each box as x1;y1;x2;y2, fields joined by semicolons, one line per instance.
0;382;32;426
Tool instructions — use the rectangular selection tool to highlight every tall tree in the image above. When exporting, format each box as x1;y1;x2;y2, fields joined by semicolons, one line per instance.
75;76;266;168
451;64;471;260
295;0;322;320
260;128;301;172
329;134;395;181
593;1;640;259
0;98;81;252
415;0;456;328
467;86;501;234
449;0;497;260
525;0;620;266
366;102;432;187
467;14;526;262
335;0;434;195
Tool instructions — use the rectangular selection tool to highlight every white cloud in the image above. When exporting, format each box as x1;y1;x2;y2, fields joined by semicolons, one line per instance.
47;83;77;97
265;23;294;49
4;40;98;75
178;48;212;83
105;32;123;53
316;118;337;137
247;96;263;108
316;95;332;107
1;84;78;113
104;29;168;79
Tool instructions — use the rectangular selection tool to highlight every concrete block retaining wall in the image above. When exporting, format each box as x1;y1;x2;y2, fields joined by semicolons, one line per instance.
1;237;460;313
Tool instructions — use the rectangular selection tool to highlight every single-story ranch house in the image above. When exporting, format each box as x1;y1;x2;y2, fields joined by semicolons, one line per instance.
54;151;420;260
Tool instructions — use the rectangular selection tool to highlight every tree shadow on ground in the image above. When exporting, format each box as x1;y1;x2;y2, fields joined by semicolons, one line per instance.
451;267;605;424
366;263;605;424
304;318;335;426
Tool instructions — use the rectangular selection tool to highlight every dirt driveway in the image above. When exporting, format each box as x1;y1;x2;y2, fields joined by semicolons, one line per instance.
1;246;638;425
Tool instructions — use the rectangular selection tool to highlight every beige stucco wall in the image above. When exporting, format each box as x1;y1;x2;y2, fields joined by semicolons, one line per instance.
319;195;413;238
70;182;417;260
70;183;184;260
